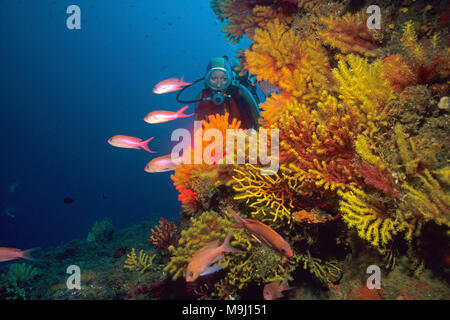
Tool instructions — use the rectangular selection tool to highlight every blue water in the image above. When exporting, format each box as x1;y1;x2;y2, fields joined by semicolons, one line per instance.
0;0;250;249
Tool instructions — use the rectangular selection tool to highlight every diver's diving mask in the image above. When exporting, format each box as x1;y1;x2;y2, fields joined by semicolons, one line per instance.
205;57;233;91
176;56;236;105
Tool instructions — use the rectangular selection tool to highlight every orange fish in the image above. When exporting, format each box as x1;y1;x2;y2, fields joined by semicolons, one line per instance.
227;207;293;258
152;76;192;94
186;231;242;282
0;247;37;262
144;105;194;124
144;153;184;173
263;277;293;300
108;135;155;153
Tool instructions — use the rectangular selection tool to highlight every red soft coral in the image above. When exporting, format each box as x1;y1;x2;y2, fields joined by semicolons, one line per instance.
148;218;180;255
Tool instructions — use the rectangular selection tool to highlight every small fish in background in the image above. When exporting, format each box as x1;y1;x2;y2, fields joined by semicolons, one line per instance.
257;80;280;97
227;207;293;258
143;105;194;124
263;277;293;300
102;193;107;199
186;231;243;282
0;247;38;263
9;181;19;193
64;197;75;204
4;207;15;218
114;247;127;258
144;154;184;173
152;76;192;94
108;135;156;153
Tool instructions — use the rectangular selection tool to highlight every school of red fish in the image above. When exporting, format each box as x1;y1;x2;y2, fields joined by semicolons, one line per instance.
108;77;194;173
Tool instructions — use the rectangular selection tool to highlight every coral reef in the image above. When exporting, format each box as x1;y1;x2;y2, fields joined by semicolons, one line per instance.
28;0;448;301
160;0;450;300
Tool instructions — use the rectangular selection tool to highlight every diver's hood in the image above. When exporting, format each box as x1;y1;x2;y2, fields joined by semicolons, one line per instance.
204;57;233;91
176;56;237;104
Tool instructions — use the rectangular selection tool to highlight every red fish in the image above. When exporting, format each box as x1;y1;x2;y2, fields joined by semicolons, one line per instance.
108;135;155;153
263;277;293;300
64;197;75;204
144;105;194;124
227;207;293;258
186;231;242;282
0;247;37;262
144;153;184;173
152;76;192;94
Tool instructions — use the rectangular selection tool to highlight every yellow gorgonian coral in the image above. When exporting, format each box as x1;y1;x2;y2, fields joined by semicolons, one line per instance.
400;22;426;66
295;251;343;285
338;187;411;252
124;248;157;273
394;123;419;176
224;245;290;290
343;123;449;252
354;134;386;171
332;54;395;136
232;163;301;223
403;170;450;228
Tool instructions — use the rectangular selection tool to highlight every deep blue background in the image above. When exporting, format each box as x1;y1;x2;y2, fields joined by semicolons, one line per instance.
0;0;250;249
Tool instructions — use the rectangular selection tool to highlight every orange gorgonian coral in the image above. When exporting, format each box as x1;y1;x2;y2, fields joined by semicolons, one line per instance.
211;0;298;44
171;113;244;214
197;112;244;164
244;19;333;102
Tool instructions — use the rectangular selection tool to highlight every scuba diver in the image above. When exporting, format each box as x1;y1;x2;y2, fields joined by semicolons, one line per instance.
176;56;262;130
